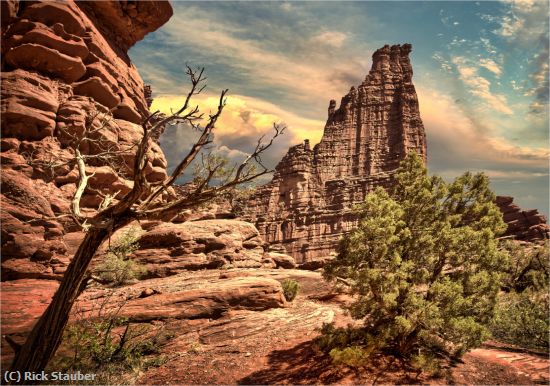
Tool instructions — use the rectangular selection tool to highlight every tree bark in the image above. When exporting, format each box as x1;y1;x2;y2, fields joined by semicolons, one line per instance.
9;226;114;379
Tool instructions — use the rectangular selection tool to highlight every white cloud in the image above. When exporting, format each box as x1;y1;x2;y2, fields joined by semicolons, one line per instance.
311;31;348;48
479;58;502;76
451;56;513;114
281;2;292;12
151;93;325;146
155;9;367;115
417;85;548;175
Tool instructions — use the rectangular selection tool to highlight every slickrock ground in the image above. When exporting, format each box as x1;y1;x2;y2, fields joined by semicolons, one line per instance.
2;269;548;385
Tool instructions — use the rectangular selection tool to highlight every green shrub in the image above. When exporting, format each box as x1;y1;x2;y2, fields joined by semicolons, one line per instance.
95;254;146;286
323;153;508;370
316;323;368;352
281;278;300;301
94;227;146;286
490;241;549;352
500;240;549;292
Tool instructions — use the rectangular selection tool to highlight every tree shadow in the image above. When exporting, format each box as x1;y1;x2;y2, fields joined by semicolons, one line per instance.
238;339;422;385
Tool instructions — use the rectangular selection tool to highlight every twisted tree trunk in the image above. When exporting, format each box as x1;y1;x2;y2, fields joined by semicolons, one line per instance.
9;220;129;380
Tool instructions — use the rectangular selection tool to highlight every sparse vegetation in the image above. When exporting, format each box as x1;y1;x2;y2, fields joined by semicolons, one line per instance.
94;227;146;286
48;297;170;384
281;278;300;301
322;153;508;372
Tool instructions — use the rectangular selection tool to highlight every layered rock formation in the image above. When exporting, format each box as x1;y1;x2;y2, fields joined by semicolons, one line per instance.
247;44;427;262
1;0;173;279
496;196;549;241
134;220;271;277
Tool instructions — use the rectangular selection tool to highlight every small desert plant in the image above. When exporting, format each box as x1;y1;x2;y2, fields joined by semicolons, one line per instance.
409;351;442;375
329;346;371;368
49;296;168;384
281;278;300;301
94;227;146;286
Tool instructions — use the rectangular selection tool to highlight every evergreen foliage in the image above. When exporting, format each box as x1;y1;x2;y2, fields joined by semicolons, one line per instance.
323;153;508;368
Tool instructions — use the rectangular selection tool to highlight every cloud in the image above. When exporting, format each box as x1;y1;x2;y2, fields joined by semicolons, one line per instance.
451;56;513;114
417;85;548;175
479;58;502;76
311;31;348;47
419;83;548;215
150;4;367;116
489;0;549;115
280;2;292;12
151;93;325;146
152;92;326;176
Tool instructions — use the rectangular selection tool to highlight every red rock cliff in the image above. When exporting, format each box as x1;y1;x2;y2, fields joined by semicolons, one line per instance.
1;0;173;280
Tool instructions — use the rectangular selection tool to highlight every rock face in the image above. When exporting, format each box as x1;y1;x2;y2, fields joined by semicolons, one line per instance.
496;196;549;242
1;0;173;280
246;44;427;262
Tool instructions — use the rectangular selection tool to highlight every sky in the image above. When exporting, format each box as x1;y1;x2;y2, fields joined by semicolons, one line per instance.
129;0;549;217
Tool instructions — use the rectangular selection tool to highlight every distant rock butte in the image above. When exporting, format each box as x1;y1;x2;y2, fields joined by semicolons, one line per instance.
246;43;548;262
1;0;173;279
246;44;426;262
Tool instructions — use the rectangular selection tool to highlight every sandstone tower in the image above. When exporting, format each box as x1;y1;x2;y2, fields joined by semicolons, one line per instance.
247;44;427;262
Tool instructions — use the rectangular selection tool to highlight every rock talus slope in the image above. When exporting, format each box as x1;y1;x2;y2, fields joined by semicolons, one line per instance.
0;0;173;280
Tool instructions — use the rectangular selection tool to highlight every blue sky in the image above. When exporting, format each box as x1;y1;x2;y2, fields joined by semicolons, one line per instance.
130;0;549;217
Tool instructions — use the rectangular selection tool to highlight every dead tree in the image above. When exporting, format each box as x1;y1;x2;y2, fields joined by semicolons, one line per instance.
9;66;284;376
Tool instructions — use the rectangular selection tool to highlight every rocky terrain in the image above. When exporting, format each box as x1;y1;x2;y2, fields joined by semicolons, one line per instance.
245;44;427;262
496;196;550;242
1;1;548;384
2;269;548;385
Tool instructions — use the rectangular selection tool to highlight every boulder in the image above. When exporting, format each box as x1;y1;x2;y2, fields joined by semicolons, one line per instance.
4;20;89;59
264;252;297;269
298;256;335;271
134;220;267;276
496;196;549;242
72;76;120;109
113;277;286;322
1;70;59;140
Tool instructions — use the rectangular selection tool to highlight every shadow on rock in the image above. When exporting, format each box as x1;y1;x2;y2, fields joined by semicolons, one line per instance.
238;340;348;385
